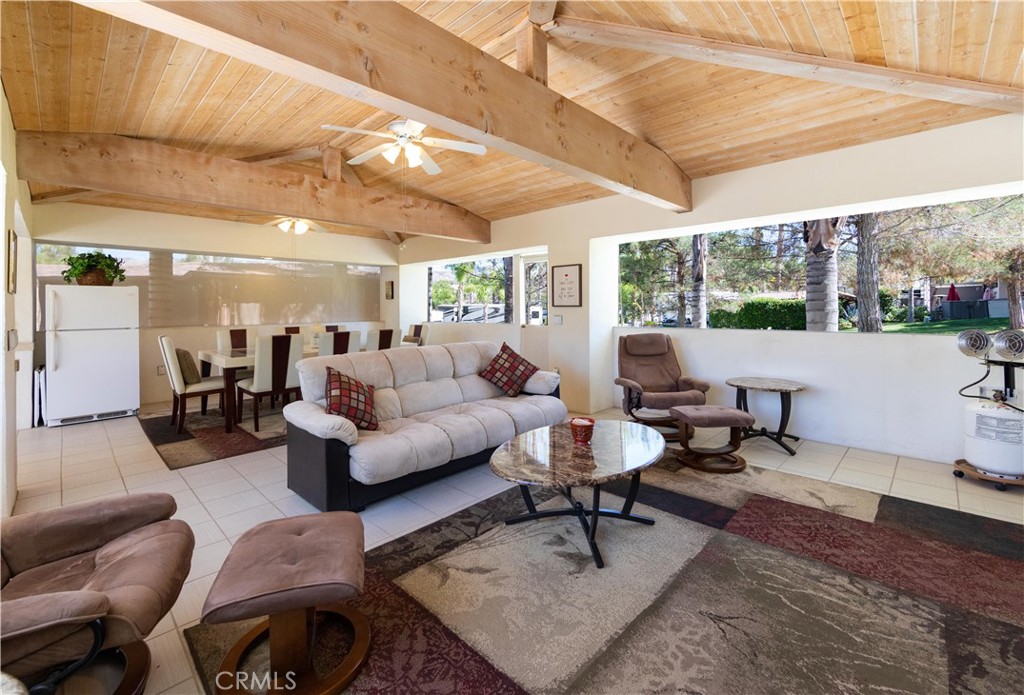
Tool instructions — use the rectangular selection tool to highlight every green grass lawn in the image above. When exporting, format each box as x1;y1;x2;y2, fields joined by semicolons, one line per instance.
841;317;1011;335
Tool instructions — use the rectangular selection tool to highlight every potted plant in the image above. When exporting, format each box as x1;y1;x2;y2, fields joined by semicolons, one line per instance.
61;251;126;286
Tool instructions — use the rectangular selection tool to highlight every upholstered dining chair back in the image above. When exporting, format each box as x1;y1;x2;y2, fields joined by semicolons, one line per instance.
284;326;301;335
250;334;303;392
318;330;360;356
365;328;395;351
216;328;252;353
617;333;682;393
158;335;187;395
324;324;346;333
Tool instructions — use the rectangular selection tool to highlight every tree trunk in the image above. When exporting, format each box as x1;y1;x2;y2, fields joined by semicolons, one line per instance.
503;256;514;323
426;266;433;318
906;285;915;323
804;218;842;332
855;213;883;333
455;286;464;322
690;233;708;328
775;225;785;291
1008;254;1024;330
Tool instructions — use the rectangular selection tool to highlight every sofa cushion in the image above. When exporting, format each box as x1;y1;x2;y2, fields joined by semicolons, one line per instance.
348;422;453;485
454;374;505;403
325;368;378;431
447;341;500;377
479;343;539;396
476;395;567;433
395;378;464;418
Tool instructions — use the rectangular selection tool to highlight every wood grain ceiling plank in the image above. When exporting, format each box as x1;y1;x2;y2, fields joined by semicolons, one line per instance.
199;71;292;152
528;2;557;26
92;18;147;133
136;39;206;138
1;2;43;130
17;131;491;242
636;2;702;37
545;16;1022;111
166;56;250;148
837;0;887;66
156;49;230;145
81;1;692;212
949;0;997;81
213;78;315;155
447;1;525;44
684;101;992;177
68;3;110;132
703;1;762;47
671;2;738;42
182;63;275;152
980;0;1024;85
116;30;179;136
875;0;918;71
800;0;856;61
768;1;825;55
917;0;954;76
607;1;674;33
736;0;794;51
28;1;71;132
1011;53;1023;88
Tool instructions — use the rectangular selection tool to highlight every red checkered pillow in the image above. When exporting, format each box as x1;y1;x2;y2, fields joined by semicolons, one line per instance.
479;343;539;397
325;367;379;430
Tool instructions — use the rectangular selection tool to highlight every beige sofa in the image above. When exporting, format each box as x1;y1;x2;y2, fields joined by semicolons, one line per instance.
282;341;566;511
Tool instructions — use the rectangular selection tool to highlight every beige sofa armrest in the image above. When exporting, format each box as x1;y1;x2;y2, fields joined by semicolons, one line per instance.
283;401;359;446
522;370;560;395
1;493;176;575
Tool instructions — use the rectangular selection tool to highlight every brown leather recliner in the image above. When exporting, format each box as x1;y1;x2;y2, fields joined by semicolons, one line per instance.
1;493;195;694
615;333;711;440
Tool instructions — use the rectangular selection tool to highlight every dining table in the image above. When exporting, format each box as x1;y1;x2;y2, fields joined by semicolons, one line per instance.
198;345;317;433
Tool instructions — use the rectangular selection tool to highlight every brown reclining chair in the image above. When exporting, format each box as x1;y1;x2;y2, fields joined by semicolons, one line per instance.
615;333;711;441
1;493;194;694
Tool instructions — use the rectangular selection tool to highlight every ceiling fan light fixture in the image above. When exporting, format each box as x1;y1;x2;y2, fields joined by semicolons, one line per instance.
382;144;402;164
277;219;292;233
405;143;423;168
293;220;310;235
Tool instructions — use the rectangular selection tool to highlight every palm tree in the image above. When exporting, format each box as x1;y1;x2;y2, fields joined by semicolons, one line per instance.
690;233;708;328
804;217;845;332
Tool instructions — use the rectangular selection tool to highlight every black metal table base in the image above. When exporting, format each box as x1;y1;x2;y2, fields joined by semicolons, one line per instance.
504;473;654;568
735;388;800;455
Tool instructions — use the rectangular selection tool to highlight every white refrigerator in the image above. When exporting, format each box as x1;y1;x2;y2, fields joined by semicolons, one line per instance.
45;285;140;426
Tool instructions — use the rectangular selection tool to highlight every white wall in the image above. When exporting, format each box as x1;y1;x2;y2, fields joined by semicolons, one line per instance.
614;326;1005;464
397;113;1024;419
1;90;36;515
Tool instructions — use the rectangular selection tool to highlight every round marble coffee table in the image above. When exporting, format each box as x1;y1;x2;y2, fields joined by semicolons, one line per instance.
489;420;665;568
726;376;807;455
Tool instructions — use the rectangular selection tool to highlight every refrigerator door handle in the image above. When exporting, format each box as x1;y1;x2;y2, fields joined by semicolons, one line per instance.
51;293;58;332
52;333;58;372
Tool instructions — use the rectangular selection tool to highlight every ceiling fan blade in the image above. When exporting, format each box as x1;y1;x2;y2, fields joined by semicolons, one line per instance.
321;125;397;140
346;142;395;165
418;148;442;175
418;136;487;155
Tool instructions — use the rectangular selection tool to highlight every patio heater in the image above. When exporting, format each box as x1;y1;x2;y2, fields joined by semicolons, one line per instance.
955;329;1024;490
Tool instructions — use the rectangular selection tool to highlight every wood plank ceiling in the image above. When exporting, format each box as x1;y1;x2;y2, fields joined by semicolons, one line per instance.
2;1;1021;243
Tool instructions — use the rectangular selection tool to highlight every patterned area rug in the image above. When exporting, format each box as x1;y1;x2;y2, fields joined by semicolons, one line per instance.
184;458;1024;694
138;403;287;470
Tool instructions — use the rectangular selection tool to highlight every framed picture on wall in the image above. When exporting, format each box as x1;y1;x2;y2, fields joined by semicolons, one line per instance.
551;264;582;307
6;229;16;294
384;280;394;300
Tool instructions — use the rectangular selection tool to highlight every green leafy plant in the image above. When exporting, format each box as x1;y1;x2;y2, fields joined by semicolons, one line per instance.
60;251;126;284
709;298;807;330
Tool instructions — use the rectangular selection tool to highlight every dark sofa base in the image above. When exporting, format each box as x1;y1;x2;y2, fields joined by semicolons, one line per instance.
287;423;498;512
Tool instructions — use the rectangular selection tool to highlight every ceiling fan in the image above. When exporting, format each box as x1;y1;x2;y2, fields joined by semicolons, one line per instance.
265;217;326;235
320;119;486;175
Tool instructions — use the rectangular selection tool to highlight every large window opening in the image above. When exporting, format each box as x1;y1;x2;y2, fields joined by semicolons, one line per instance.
523;257;548;326
618;194;1023;334
35;244;381;329
428;256;513;323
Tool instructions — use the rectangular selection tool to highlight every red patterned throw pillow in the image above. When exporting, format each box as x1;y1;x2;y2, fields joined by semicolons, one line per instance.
479;343;539;397
325;367;379;430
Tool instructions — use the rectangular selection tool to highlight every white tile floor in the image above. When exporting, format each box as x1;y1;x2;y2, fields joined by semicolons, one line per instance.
13;407;1023;694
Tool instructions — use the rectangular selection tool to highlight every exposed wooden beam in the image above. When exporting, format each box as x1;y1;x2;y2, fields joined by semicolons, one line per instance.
546;16;1023;113
517;23;548;86
322;145;402;245
78;1;691;212
528;2;557;26
31;187;102;204
479;19;527;61
17;132;490;243
241;146;322;165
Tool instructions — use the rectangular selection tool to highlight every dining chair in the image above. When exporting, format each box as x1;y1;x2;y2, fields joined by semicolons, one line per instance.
318;330;360;356
158;335;226;434
215;329;255;380
401;324;424;346
284;326;301;335
324;324;346;333
364;328;395;351
236;334;303;431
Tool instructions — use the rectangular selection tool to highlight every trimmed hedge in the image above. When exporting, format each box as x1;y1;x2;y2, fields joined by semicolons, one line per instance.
709;298;806;330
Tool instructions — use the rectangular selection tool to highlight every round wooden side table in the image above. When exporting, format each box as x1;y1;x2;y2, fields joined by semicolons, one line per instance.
725;376;807;455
